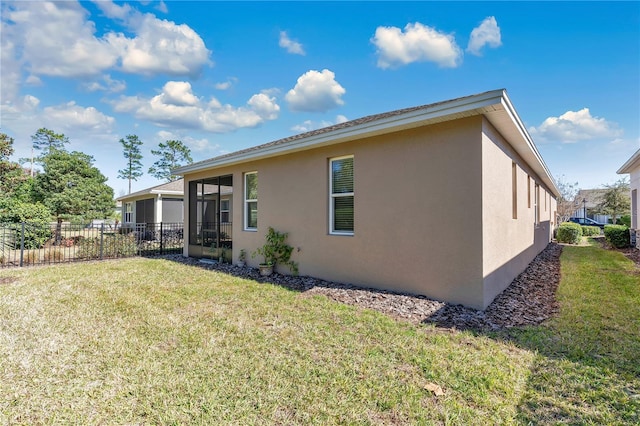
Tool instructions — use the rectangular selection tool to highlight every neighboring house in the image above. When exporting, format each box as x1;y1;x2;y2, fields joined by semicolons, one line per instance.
116;179;186;225
174;89;559;310
572;189;610;223
617;148;640;248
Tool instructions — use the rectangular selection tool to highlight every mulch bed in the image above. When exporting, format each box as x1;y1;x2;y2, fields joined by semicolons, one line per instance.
162;242;564;331
156;238;640;331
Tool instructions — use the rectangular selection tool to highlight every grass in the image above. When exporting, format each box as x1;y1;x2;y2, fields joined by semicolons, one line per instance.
505;240;640;424
1;241;638;424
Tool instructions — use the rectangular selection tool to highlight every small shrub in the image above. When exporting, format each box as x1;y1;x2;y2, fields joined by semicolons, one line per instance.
581;226;601;236
557;222;583;244
43;248;64;262
604;225;630;249
0;199;52;249
617;215;631;228
77;234;137;259
252;226;298;274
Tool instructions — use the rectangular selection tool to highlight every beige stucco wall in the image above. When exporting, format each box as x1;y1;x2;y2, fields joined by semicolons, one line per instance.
481;119;556;307
184;117;486;308
182;115;556;310
628;166;639;247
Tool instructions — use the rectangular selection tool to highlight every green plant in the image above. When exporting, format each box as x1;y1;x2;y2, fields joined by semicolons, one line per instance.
603;224;630;248
76;234;137;259
252;226;298;274
238;249;247;262
618;214;631;228
0;199;53;249
556;222;582;244
209;245;231;263
581;225;601;236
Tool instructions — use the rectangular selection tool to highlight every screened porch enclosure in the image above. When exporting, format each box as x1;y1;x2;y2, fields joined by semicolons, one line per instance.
188;175;233;260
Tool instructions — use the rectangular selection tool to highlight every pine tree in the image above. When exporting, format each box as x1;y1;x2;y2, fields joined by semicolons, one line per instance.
148;140;193;182
117;135;144;194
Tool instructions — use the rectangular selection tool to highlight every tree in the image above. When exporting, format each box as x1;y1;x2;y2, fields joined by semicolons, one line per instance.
555;175;580;223
595;178;631;224
0;132;32;202
33;150;114;220
31;127;69;154
117;135;144;194
148;140;192;182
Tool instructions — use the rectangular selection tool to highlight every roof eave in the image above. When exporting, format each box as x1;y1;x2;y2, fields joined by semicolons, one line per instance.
173;89;560;199
485;94;560;198
617;149;640;174
173;89;506;175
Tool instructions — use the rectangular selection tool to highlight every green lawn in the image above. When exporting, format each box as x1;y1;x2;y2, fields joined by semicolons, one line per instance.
1;242;638;425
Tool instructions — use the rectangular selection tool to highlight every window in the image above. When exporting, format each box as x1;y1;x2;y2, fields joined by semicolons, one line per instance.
124;202;133;223
244;172;258;230
221;199;230;223
330;156;354;235
512;162;517;219
527;176;531;208
534;183;540;225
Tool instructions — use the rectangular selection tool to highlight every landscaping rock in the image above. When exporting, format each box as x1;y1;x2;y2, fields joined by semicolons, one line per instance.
159;243;563;331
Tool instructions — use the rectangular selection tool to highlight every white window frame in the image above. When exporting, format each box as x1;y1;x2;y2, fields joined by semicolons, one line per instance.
244;171;258;231
329;155;354;236
220;198;230;223
124;202;133;223
534;183;540;225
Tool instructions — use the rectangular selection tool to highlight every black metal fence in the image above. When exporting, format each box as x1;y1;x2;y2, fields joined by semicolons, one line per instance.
0;222;183;268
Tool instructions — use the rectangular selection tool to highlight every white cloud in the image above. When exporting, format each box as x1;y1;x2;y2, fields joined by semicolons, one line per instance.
279;31;305;55
0;96;114;152
285;69;346;112
529;108;623;143
160;81;199;106
248;93;280;120
107;12;211;77
0;20;21;102
82;74;126;93
4;1;120;77
42;101;116;133
92;0;133;20
215;77;238;90
291;115;349;133
1;0;211;80
156;130;216;153
156;1;168;14
467;16;502;56
111;81;280;133
25;75;42;86
371;22;462;69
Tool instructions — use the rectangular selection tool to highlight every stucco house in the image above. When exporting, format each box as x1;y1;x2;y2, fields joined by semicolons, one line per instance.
617;148;640;248
117;179;185;225
174;89;559;310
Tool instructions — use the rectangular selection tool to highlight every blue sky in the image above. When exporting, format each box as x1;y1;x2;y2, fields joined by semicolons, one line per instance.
1;1;638;197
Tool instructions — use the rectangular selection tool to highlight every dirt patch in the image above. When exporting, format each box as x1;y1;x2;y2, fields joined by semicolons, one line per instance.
0;276;18;285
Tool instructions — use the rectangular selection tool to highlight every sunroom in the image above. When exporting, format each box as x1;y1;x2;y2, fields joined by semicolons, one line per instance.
187;175;233;261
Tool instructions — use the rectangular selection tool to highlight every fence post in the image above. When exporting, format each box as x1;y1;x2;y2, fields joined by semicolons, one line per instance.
100;223;104;260
160;222;163;255
19;222;25;267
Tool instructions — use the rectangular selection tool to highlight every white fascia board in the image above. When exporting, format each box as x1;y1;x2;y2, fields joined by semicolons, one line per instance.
497;94;560;198
174;90;506;176
150;190;183;195
617;149;640;174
